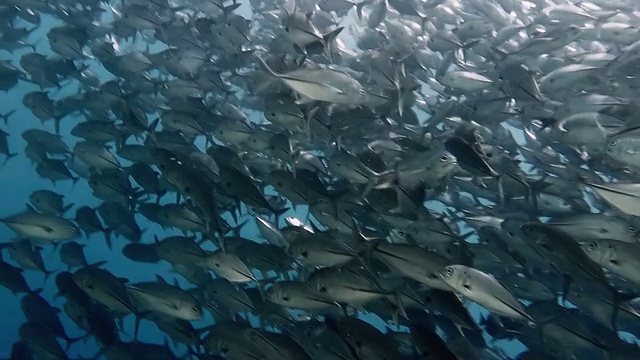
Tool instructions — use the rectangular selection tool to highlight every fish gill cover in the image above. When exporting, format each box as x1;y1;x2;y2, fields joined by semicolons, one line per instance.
1;0;640;359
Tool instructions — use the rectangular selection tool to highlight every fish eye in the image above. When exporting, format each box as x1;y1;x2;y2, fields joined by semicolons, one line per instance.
445;267;454;276
300;251;308;258
588;241;598;251
609;140;618;147
440;155;449;162
192;306;199;312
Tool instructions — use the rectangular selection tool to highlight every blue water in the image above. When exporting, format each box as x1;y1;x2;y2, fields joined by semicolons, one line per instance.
0;4;533;359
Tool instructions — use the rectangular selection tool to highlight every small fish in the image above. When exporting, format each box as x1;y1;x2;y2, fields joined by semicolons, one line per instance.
72;266;137;315
127;276;203;320
200;250;257;283
256;54;369;105
59;241;91;269
439;71;493;92
1;206;80;242
438;264;535;323
265;280;338;311
29;189;73;215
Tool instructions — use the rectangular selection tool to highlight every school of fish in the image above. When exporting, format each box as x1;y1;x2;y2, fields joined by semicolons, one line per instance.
2;0;640;359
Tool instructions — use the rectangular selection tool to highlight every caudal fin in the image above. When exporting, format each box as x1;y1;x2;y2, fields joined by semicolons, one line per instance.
0;109;15;124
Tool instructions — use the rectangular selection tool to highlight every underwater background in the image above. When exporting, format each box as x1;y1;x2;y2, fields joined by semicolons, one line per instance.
3;0;640;359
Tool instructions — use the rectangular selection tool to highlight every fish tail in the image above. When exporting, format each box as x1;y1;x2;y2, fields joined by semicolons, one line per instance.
132;312;144;342
322;26;345;64
2;152;17;167
560;274;573;304
53;112;67;135
64;335;84;351
611;290;637;330
595;10;621;25
355;238;381;281
0;109;15;125
271;206;289;227
255;54;281;78
155;191;166;204
146;117;160;134
497;175;505;206
215;230;227;253
27;287;43;295
227;219;247;239
62;202;75;215
103;227;114;250
419;14;429;32
355;0;373;20
42;268;55;284
214;2;241;19
356;176;378;202
89;260;108;268
323;26;344;45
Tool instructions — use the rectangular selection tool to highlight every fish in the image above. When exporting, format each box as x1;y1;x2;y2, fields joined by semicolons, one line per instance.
265;280;339;312
72;266;137;315
59;241;91;269
438;264;535;323
29;189;73;215
256;54;369;105
127;276;203;321
369;242;453;291
1;205;80;242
